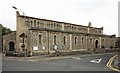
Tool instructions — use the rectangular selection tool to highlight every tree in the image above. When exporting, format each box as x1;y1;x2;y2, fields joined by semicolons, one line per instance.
0;24;12;52
0;24;12;36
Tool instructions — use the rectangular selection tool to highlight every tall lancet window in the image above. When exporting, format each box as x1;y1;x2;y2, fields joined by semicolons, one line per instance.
34;20;36;27
75;37;77;44
64;36;66;45
31;21;33;27
54;35;57;45
39;35;42;44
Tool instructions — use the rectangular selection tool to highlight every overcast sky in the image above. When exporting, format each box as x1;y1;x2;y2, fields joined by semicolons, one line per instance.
0;0;119;36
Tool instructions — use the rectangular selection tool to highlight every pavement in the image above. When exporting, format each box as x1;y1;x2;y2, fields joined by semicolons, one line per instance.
2;52;119;71
113;54;120;71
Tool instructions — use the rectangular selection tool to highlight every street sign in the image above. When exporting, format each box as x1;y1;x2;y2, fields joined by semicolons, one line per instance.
54;45;57;50
43;46;45;50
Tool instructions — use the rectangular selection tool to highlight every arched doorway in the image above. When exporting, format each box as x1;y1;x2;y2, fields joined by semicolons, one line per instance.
95;40;98;48
9;41;15;51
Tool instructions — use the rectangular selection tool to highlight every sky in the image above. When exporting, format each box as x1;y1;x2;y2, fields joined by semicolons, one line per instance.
0;0;119;36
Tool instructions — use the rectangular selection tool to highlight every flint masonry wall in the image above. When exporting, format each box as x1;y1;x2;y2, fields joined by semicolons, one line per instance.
15;11;117;56
3;32;16;52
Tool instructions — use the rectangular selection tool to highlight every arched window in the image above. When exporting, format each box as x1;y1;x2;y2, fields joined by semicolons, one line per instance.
54;36;56;45
31;21;33;27
90;38;92;44
54;23;56;29
102;39;104;41
64;36;66;45
39;35;42;44
75;37;77;44
34;20;36;27
82;37;84;44
26;21;29;25
51;23;53;28
37;22;39;27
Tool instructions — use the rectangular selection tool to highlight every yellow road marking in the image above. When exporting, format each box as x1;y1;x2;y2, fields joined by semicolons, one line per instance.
106;54;120;72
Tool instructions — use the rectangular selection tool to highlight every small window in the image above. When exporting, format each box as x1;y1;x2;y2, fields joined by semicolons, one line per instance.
39;35;42;44
51;23;53;28
37;22;39;27
64;36;66;45
90;38;92;41
54;23;56;29
82;37;84;44
90;38;92;44
54;36;57;45
26;21;29;25
107;39;108;41
102;39;104;41
34;20;36;27
75;37;77;44
31;21;33;27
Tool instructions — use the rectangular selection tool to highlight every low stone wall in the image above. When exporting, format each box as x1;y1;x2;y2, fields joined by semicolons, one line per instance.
32;52;48;56
105;49;119;53
94;48;106;53
5;48;119;57
32;51;91;57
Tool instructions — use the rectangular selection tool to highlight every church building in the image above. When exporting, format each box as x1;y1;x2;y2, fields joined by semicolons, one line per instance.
3;11;117;56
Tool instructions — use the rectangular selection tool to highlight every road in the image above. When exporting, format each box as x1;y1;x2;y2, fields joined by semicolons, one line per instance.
2;52;118;71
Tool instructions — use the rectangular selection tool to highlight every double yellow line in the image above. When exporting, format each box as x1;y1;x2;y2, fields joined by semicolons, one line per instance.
106;54;120;72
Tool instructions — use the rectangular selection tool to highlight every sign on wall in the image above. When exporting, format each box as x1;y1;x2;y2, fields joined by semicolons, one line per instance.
33;46;38;51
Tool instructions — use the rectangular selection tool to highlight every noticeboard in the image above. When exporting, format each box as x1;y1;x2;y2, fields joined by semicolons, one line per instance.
33;46;38;51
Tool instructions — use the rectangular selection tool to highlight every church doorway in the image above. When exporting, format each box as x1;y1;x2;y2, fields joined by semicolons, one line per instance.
9;41;15;51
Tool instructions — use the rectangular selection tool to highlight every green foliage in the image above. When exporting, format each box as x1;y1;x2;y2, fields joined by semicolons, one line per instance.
0;24;12;36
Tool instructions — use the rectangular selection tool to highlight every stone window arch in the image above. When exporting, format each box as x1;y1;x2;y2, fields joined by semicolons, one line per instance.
9;41;15;51
102;39;104;41
75;37;77;44
26;21;29;26
81;37;84;44
63;36;66;45
31;21;33;27
34;20;36;27
89;38;93;45
37;22;40;27
54;23;56;29
54;35;57;45
39;35;42;44
51;23;53;28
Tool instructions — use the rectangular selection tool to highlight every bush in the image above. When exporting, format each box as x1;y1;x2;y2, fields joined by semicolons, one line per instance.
18;53;25;57
5;51;16;56
101;46;105;48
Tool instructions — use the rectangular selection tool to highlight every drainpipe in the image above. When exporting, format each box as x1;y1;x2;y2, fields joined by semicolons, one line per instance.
48;31;49;54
